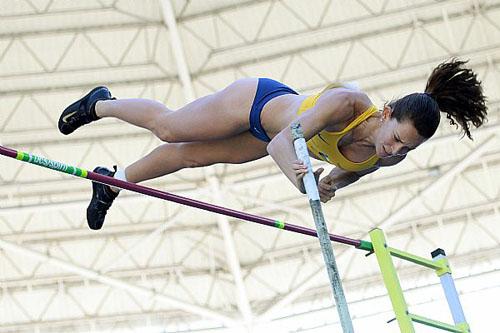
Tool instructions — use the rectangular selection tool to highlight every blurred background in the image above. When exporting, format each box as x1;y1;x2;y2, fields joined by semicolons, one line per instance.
1;0;499;332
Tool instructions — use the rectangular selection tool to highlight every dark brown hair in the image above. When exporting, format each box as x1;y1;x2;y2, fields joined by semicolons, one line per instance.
389;58;488;140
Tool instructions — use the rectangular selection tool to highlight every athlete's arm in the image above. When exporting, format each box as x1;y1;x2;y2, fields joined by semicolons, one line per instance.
267;89;356;192
317;166;377;202
319;154;407;202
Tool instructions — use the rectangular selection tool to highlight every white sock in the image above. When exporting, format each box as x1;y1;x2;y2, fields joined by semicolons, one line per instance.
110;167;127;193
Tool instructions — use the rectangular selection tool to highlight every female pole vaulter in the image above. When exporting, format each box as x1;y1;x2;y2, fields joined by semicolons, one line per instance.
58;58;487;230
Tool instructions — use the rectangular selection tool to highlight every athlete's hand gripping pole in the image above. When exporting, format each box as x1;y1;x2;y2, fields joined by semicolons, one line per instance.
291;122;355;333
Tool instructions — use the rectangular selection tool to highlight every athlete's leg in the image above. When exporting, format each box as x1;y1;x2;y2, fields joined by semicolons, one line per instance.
95;98;171;133
86;131;267;229
124;131;268;183
96;78;258;142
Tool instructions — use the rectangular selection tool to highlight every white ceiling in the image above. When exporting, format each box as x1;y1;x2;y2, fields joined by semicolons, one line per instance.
1;0;500;332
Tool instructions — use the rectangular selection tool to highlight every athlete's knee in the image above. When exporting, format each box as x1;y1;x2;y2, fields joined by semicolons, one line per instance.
142;101;174;142
152;124;174;142
151;117;180;143
177;143;215;168
183;158;210;168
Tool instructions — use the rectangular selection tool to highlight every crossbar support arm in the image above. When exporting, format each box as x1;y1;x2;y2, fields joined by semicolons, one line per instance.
432;249;470;332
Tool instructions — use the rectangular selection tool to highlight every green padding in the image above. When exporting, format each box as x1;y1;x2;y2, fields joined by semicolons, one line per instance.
357;240;373;252
435;257;452;276
457;322;471;333
17;151;28;161
15;151;88;178
274;220;285;229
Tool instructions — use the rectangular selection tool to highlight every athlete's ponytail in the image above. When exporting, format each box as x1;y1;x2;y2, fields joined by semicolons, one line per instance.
424;58;487;139
389;58;487;140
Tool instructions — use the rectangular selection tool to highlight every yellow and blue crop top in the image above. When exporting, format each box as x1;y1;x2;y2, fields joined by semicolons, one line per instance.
297;84;379;172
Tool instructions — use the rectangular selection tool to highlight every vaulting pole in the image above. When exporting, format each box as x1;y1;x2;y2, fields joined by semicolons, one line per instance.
291;123;354;333
0;145;373;252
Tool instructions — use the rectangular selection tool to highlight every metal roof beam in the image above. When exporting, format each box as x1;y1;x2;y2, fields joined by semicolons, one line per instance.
0;237;236;325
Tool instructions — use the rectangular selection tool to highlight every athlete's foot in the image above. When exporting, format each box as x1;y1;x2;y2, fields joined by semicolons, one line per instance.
58;86;114;135
87;166;119;230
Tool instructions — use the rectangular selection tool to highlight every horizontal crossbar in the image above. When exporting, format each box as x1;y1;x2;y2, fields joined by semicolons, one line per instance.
0;144;373;251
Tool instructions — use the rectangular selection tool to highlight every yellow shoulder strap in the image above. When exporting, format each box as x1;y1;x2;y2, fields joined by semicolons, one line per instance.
319;82;342;95
336;105;378;134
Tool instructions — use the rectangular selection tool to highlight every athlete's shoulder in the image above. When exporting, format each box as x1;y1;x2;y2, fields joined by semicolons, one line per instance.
320;87;371;104
317;88;373;121
313;88;357;122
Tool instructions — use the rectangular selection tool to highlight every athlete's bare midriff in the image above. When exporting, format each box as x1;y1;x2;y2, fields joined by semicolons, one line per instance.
260;93;307;138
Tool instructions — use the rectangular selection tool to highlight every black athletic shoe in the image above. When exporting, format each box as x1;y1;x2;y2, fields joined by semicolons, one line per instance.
87;166;119;230
58;86;114;135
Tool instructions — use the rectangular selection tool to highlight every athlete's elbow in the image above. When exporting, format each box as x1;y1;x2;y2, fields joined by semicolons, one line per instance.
266;140;274;156
266;132;282;157
266;142;275;160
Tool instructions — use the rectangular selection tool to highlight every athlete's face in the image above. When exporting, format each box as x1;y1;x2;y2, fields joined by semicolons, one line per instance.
375;106;427;158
